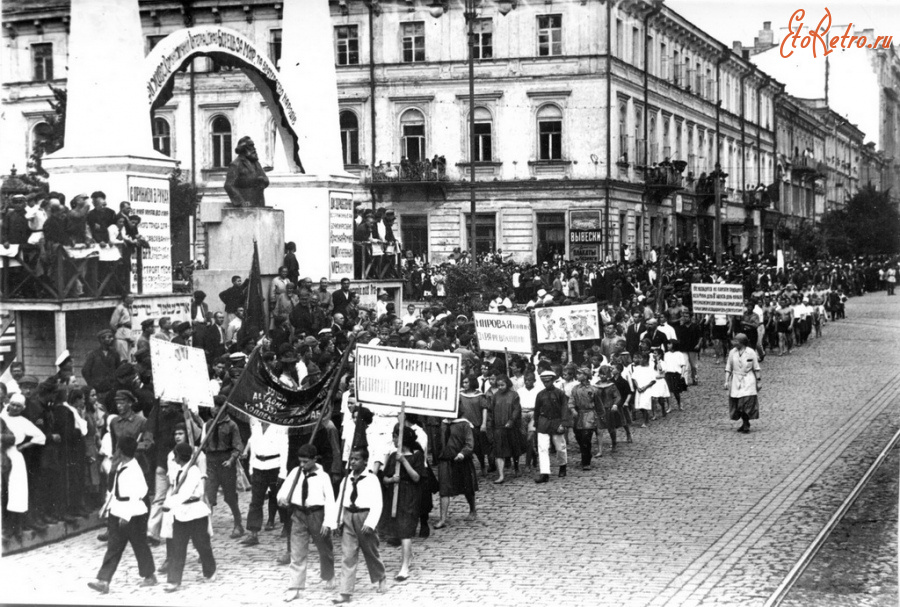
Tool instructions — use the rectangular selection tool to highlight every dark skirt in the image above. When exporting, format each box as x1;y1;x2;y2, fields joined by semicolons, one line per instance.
729;395;760;421
664;372;684;396
490;427;522;459
379;480;422;540
712;324;728;340
605;404;632;429
437;457;479;497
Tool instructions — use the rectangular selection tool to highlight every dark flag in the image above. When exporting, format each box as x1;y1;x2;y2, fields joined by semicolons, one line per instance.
238;240;266;347
227;338;353;427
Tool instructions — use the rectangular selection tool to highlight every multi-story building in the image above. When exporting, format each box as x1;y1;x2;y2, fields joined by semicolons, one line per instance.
0;0;887;266
749;21;900;204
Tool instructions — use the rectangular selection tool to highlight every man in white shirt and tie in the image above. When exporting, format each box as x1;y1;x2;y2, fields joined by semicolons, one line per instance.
332;447;387;603
88;436;157;594
278;444;337;602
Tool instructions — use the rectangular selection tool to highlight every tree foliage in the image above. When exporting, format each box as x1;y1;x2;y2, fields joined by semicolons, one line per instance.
169;167;202;225
443;262;510;317
820;186;900;258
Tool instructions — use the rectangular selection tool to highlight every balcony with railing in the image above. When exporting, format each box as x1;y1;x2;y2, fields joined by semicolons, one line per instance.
364;157;450;185
790;154;825;177
644;159;686;205
742;184;778;210
2;244;144;301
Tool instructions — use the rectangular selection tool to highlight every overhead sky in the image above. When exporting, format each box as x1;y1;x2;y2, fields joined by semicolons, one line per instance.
666;0;900;50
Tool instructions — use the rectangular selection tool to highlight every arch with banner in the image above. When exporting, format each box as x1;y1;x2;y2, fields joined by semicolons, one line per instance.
144;26;304;173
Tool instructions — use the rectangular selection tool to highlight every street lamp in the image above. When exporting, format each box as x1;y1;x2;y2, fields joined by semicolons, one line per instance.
432;0;514;261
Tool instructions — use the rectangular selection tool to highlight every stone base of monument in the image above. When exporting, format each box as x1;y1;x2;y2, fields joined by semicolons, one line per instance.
194;206;285;310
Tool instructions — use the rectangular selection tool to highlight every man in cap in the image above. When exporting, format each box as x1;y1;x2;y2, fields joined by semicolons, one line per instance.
290;290;324;338
277;443;337;602
135;319;156;360
533;370;572;483
87;436;157;594
203;395;245;539
82;330;122;400
172;321;194;346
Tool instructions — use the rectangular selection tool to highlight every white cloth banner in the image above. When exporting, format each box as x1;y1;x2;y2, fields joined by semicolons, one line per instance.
355;344;460;417
473;312;533;355
150;339;215;408
691;283;744;315
534;304;600;344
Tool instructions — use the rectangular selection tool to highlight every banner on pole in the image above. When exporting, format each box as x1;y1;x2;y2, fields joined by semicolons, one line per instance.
150;340;215;408
690;283;745;315
355;344;460;418
473;312;533;355
227;347;341;427
534;304;600;344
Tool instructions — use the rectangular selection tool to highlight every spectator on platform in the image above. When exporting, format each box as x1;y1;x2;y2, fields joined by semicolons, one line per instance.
87;191;116;243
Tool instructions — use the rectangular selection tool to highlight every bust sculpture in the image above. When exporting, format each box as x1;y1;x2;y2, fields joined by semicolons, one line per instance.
224;136;269;207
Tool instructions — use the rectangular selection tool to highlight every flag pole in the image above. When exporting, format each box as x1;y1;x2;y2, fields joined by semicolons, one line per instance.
391;401;406;518
306;334;356;447
173;346;260;493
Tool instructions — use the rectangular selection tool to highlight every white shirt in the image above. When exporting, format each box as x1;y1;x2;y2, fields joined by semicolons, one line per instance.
517;385;538;413
164;462;210;522
248;419;288;476
335;470;383;530
277;463;337;525
658;323;677;342
226;318;242;344
61;402;87;436
401;312;419;326
106;458;148;521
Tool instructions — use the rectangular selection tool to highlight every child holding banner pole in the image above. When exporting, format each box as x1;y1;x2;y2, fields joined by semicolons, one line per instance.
380;420;426;582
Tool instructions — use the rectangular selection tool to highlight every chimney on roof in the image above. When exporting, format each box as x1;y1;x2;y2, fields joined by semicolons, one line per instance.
759;21;774;46
733;40;743;54
743;49;750;60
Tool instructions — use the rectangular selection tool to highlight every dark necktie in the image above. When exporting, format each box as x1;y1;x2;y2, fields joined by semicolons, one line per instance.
301;472;316;507
113;466;126;500
350;475;364;506
175;469;183;490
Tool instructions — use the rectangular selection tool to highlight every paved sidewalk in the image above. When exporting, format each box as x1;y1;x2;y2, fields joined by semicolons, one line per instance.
2;294;899;607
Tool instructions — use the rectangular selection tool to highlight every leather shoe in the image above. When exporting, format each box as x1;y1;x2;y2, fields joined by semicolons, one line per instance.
558;465;567;478
264;521;276;531
97;532;108;542
276;552;291;566
140;575;158;587
163;583;180;593
157;560;169;575
241;534;260;546
230;526;245;539
534;474;549;484
88;581;109;594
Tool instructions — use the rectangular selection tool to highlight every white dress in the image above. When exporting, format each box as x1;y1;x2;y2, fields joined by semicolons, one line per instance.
630;365;657;411
1;413;46;512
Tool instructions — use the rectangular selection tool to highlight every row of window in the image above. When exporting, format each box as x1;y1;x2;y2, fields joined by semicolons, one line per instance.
338;105;563;165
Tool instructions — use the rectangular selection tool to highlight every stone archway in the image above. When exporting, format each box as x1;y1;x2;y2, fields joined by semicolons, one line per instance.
144;26;303;173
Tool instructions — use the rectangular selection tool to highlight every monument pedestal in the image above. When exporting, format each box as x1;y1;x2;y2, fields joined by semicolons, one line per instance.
193;207;285;310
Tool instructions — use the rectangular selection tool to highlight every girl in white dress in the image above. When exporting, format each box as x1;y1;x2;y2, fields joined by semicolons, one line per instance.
630;354;657;428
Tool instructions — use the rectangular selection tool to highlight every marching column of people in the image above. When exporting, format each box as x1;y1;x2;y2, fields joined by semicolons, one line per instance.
1;247;895;601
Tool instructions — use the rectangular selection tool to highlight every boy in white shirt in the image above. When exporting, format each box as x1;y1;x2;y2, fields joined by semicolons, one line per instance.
278;444;337;602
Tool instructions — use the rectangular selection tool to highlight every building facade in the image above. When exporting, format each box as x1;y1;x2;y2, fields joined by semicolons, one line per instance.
0;0;891;265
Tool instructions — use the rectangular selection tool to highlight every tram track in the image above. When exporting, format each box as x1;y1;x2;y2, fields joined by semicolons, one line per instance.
764;426;900;607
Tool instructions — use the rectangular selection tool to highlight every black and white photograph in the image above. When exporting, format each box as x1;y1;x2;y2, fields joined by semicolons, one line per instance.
0;0;899;605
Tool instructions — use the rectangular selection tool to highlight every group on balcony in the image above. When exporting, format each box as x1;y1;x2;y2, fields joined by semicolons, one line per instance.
1;191;149;299
353;206;402;280
371;155;448;183
644;158;685;187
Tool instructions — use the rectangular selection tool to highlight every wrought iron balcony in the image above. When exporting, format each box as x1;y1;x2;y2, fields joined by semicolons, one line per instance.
364;159;449;185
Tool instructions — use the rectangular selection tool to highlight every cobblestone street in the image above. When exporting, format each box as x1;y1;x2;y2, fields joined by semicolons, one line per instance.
3;294;898;607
